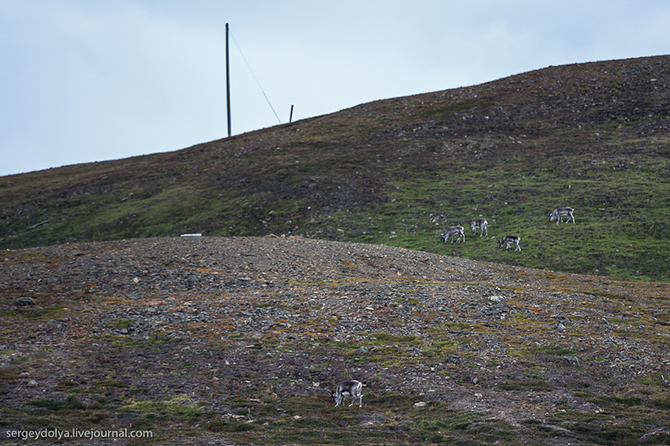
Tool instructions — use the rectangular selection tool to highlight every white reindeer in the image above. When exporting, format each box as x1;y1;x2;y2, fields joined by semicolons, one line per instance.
550;207;575;224
441;225;465;244
499;235;521;252
330;380;363;407
470;218;488;237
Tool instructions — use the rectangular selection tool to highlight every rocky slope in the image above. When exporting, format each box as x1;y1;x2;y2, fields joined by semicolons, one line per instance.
2;55;670;282
1;236;669;444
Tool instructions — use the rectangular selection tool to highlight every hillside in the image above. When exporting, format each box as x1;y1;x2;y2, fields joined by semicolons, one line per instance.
1;55;670;281
1;236;669;445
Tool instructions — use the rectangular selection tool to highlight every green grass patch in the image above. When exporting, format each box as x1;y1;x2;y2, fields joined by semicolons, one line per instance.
88;379;129;393
0;305;69;320
122;396;206;427
106;318;134;329
0;368;19;395
28;396;87;411
507;349;534;358
497;380;553;392
368;333;420;345
534;345;578;356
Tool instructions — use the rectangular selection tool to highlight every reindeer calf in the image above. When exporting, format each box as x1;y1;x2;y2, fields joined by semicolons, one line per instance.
441;225;465;244
331;380;363;407
550;207;575;224
470;218;488;237
499;235;521;252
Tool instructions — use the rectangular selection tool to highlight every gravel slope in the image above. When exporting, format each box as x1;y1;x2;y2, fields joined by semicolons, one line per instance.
1;236;669;445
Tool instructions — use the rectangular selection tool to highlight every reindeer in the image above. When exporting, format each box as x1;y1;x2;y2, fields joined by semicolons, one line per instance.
441;225;465;244
470;218;489;237
330;380;363;407
550;207;575;224
499;235;521;252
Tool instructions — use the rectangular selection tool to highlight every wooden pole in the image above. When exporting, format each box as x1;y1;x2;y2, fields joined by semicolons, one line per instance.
226;23;231;137
289;105;294;123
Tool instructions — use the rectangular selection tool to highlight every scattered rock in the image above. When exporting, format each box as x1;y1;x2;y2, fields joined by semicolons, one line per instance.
0;236;668;443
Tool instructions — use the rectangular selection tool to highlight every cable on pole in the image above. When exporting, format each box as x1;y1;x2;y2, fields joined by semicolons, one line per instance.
229;30;282;125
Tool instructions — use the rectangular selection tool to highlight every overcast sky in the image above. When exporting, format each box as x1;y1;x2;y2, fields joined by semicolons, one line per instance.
2;0;669;177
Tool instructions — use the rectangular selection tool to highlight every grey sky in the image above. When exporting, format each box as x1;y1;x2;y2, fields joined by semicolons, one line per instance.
2;0;669;176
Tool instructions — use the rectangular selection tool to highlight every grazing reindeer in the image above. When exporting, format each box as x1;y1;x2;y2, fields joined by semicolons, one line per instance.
330;380;363;407
499;235;521;252
550;207;575;224
470;218;489;237
441;225;465;244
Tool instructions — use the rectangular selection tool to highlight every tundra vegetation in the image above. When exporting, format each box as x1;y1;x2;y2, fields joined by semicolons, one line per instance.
1;56;670;282
0;236;669;445
1;56;670;444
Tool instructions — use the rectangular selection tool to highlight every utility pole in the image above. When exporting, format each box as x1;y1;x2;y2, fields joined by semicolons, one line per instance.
225;23;231;137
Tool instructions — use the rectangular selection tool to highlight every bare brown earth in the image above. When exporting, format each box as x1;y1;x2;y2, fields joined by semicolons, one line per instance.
1;236;669;445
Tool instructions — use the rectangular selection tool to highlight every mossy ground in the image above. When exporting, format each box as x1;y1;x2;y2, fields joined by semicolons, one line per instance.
2;56;670;282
